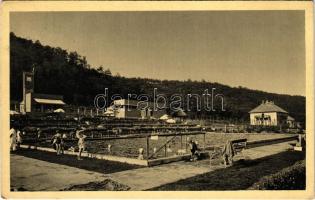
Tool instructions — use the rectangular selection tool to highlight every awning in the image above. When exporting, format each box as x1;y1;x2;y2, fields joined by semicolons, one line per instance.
34;98;65;105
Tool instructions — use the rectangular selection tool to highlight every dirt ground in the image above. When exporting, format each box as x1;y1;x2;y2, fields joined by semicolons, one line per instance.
62;179;130;191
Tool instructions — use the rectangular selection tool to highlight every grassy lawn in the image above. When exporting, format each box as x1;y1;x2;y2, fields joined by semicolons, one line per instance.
148;150;305;190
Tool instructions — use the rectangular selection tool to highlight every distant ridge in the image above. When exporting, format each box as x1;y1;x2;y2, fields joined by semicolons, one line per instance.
10;32;305;123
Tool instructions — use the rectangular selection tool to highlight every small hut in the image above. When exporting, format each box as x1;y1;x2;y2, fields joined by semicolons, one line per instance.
171;108;187;121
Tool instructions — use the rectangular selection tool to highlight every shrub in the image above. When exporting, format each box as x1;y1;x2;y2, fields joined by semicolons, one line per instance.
250;160;305;190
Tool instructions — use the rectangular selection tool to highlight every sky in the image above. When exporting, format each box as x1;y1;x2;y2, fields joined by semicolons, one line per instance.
10;11;305;96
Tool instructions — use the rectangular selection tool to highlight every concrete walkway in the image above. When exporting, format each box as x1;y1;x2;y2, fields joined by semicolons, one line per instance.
10;155;107;191
10;140;296;191
108;141;295;190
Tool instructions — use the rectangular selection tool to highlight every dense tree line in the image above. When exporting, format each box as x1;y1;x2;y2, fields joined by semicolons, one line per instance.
10;32;306;123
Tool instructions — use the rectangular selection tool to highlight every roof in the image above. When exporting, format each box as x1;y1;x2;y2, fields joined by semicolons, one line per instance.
287;116;295;121
32;93;64;100
113;99;138;106
172;109;187;117
113;99;167;109
249;101;288;114
34;98;65;105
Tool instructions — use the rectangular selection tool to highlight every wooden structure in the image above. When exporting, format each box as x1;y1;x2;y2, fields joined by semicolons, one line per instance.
209;138;247;167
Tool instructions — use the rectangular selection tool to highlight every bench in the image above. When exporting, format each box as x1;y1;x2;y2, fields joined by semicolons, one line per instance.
231;138;247;155
209;138;247;167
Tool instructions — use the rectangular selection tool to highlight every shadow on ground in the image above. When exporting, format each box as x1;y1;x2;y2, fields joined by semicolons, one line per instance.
247;137;298;149
12;149;142;174
61;179;130;191
148;150;305;190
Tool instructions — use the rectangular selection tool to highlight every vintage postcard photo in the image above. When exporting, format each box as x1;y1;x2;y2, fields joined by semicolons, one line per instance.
0;1;314;199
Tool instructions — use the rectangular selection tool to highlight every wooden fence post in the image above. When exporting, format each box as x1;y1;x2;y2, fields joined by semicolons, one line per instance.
180;134;183;149
203;133;206;150
185;135;187;151
164;145;167;157
165;136;167;157
146;135;149;159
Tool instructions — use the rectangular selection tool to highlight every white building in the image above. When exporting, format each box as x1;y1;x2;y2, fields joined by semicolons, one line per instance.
249;100;294;126
111;99;166;119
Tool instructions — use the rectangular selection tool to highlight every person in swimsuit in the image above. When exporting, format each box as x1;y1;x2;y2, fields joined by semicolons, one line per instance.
76;129;87;160
16;129;23;149
60;132;67;154
52;131;62;155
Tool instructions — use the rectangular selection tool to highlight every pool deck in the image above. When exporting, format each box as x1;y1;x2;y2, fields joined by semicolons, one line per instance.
10;140;300;191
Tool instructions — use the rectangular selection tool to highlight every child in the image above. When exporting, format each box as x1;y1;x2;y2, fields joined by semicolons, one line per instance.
76;129;87;160
51;131;62;155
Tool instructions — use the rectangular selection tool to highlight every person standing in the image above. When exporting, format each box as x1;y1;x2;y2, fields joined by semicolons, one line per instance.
76;129;87;160
16;129;23;149
37;128;42;139
221;140;235;167
10;125;17;151
51;131;62;155
61;132;67;154
189;139;200;161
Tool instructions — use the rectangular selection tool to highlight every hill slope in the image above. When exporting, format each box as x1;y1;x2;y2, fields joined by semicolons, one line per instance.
10;33;305;123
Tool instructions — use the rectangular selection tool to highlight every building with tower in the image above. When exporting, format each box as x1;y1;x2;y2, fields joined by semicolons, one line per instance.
19;71;66;113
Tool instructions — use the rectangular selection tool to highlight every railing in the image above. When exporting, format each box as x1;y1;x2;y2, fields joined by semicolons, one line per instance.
147;135;177;159
145;131;207;160
21;131;207;159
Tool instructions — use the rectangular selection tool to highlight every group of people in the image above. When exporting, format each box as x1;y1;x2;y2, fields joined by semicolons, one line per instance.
10;124;87;160
188;138;235;166
51;131;67;155
9;125;23;151
51;127;87;160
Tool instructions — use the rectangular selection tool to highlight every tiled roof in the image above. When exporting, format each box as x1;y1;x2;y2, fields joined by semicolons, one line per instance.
34;98;66;105
249;101;288;114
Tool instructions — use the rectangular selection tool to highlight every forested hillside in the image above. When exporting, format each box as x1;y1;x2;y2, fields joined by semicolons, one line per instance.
10;32;306;123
